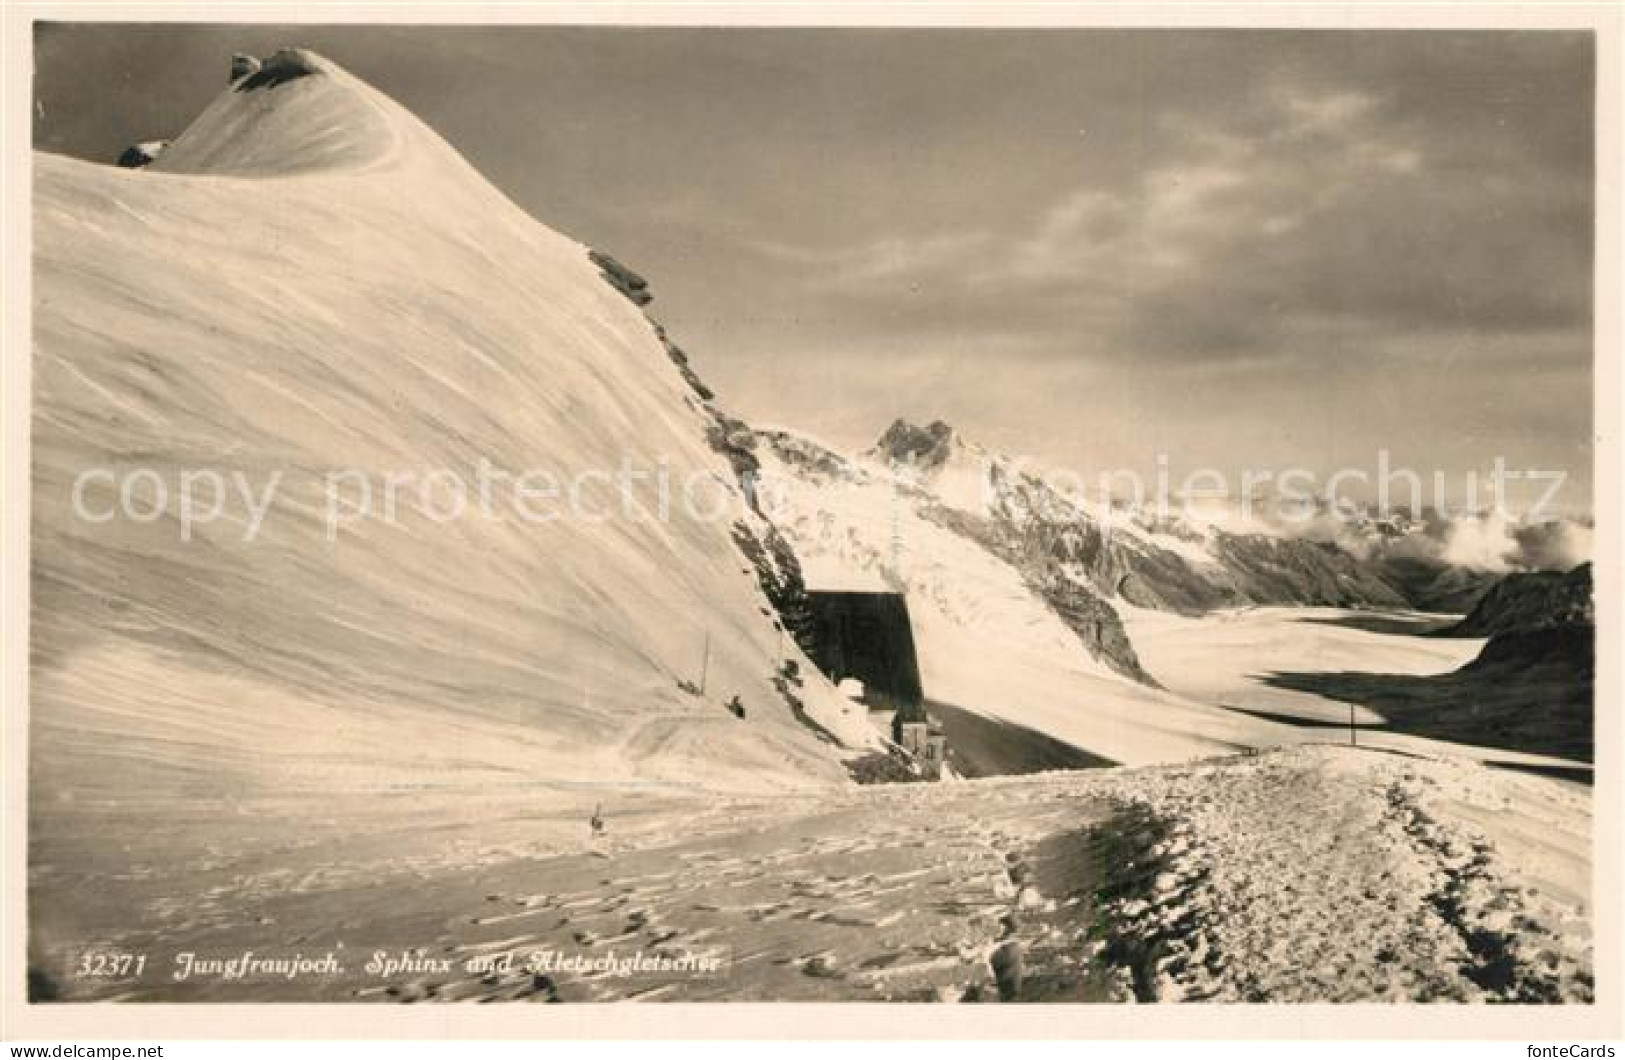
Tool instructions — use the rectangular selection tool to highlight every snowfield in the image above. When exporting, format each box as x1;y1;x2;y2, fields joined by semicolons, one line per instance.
34;746;1591;1003
1122;605;1593;776
33;48;874;828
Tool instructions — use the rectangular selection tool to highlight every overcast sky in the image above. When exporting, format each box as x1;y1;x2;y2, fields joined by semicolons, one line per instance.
34;25;1595;510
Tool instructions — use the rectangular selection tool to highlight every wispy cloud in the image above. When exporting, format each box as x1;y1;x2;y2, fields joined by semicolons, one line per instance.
755;74;1587;376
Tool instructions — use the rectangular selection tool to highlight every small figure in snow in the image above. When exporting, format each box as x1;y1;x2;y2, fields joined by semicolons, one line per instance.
590;803;605;838
726;695;746;720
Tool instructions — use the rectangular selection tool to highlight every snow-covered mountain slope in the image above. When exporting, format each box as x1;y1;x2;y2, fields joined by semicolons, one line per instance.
758;424;1592;772
869;418;1409;615
32;49;875;820
755;431;1301;766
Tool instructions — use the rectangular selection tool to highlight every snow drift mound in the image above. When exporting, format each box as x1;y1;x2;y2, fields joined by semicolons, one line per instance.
32;50;874;818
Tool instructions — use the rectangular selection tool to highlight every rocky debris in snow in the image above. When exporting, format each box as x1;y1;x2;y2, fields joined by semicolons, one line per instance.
846;748;931;785
771;659;841;746
758;429;856;485
115;140;169;168
706;411;761;487
651;321;714;401
588;248;652;306
923;500;1156;685
801;953;840;978
705;413;819;663
230;53;262;83
234;48;325;93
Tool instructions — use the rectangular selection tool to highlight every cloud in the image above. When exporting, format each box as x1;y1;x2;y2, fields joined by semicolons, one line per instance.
1393;512;1592;573
1512;519;1594;572
739;68;1590;376
1157;495;1593;574
744;231;995;289
1438;511;1524;571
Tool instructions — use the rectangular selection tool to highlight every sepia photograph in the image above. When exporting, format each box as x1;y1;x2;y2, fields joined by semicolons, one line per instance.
3;3;1620;1047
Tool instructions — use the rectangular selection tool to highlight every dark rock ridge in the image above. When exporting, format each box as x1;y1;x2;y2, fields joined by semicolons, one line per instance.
1379;555;1503;615
233;48;322;93
651;322;713;401
230;53;263;83
756;429;854;484
588;249;652;306
873;418;957;472
584;249;816;667
921;500;1158;686
1446;563;1593;638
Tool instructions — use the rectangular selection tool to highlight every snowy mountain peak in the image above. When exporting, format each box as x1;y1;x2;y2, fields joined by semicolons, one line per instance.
234;46;330;88
151;48;414;178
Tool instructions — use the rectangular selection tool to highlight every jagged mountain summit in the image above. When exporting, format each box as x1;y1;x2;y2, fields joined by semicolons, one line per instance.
33;49;878;825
